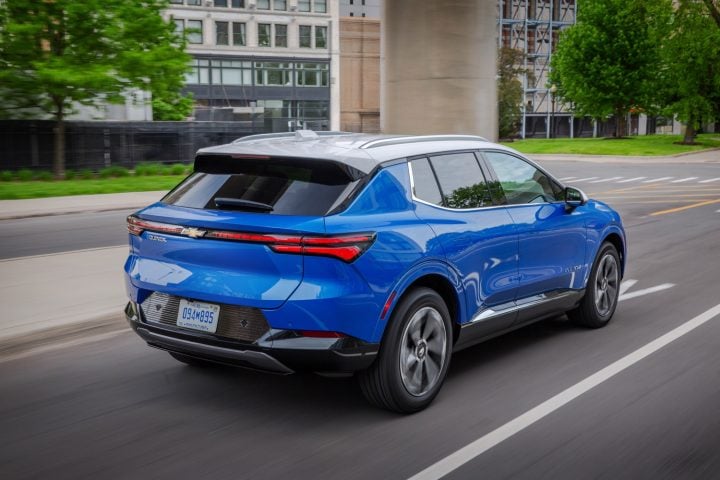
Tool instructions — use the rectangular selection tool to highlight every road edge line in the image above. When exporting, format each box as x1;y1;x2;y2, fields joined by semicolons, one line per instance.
408;303;720;480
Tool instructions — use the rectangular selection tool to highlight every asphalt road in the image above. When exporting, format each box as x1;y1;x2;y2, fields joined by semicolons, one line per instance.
1;160;719;479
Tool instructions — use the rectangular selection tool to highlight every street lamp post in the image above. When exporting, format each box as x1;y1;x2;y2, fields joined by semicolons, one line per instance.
549;84;557;139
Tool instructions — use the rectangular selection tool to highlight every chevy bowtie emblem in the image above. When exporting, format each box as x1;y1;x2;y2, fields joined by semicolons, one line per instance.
181;227;207;238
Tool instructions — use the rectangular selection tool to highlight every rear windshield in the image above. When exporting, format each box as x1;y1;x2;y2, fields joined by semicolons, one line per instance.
162;155;360;216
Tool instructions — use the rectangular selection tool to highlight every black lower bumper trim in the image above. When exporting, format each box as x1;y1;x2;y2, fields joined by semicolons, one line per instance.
135;327;294;374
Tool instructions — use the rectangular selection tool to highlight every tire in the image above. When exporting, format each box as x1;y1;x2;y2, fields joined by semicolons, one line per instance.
169;351;216;367
358;288;453;413
568;242;621;328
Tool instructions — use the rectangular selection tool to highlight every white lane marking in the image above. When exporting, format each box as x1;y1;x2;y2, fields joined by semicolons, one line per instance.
408;303;720;480
0;329;130;365
619;284;675;302
617;177;646;183
671;177;699;184
572;177;599;182
589;177;623;184
619;279;638;296
699;178;720;184
559;177;576;181
642;177;674;183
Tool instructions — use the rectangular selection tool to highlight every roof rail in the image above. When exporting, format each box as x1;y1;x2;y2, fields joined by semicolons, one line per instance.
232;130;354;144
359;135;489;149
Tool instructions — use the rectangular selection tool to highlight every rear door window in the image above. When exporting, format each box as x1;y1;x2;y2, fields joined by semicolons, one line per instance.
429;152;492;209
163;156;359;216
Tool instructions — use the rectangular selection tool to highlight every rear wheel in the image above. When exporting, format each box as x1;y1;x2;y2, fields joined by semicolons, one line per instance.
358;288;452;413
568;242;621;328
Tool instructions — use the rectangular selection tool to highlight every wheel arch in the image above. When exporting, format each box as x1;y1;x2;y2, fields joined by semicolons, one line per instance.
602;231;626;278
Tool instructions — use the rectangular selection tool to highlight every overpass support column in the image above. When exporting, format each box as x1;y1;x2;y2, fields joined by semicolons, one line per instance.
381;0;498;141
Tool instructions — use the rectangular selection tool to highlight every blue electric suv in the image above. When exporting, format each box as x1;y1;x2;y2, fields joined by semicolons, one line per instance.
124;131;626;413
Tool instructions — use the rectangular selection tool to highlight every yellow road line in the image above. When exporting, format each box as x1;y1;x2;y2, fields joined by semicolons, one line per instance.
649;198;720;216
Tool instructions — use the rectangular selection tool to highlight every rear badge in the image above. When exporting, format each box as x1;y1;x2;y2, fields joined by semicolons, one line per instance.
181;227;207;239
147;234;166;243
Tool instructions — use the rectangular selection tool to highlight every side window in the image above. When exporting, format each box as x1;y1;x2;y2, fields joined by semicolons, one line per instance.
484;151;562;205
430;153;492;209
410;158;442;206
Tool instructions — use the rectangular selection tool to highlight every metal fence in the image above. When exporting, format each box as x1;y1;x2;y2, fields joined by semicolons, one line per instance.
0;120;262;171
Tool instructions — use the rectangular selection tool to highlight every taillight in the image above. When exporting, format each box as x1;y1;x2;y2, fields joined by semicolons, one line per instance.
127;216;375;263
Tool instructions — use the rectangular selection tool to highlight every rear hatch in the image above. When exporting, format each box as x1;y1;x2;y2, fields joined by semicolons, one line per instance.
126;153;365;309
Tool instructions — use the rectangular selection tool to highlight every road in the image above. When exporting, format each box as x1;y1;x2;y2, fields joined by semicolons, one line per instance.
1;160;719;479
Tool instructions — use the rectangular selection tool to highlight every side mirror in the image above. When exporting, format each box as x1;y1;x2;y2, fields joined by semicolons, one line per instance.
564;186;588;210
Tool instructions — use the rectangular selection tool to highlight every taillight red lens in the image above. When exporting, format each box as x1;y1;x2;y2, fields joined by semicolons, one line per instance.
127;216;184;236
127;215;374;262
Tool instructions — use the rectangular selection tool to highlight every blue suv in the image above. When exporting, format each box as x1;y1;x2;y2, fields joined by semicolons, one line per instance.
124;131;626;413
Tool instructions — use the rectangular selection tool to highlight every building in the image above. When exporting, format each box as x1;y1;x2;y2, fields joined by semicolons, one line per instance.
339;17;380;132
498;0;577;138
339;0;381;18
166;0;340;131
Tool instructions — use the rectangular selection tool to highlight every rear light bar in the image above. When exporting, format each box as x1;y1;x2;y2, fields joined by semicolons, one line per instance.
127;216;375;263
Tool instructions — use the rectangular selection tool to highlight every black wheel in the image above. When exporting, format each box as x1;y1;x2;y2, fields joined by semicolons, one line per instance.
169;351;216;367
568;242;621;328
358;288;453;413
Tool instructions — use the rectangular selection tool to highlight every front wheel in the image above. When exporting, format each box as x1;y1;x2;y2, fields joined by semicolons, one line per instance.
568;242;621;328
358;288;453;413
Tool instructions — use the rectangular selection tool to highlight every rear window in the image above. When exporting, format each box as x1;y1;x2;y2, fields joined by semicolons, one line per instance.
163;155;361;216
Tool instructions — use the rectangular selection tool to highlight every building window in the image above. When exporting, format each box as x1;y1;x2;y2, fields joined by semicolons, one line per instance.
296;62;329;87
258;23;271;47
170;0;183;3
173;19;185;35
315;26;327;48
299;25;312;48
216;21;229;45
273;0;287;10
213;60;253;85
214;0;228;6
349;12;354;16
231;0;245;7
257;0;270;9
232;22;246;46
255;62;292;86
186;59;210;84
186;20;203;44
274;24;288;48
314;0;327;13
186;0;201;5
298;0;311;12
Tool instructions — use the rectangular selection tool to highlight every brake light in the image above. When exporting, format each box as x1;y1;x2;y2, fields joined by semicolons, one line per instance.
126;216;374;263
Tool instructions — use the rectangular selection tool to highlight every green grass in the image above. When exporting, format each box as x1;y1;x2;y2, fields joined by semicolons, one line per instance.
503;134;720;156
0;175;186;200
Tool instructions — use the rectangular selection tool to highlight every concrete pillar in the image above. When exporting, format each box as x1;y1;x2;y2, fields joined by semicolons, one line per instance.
381;0;498;141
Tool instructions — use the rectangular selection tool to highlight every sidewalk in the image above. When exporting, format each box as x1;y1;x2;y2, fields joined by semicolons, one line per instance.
0;190;167;220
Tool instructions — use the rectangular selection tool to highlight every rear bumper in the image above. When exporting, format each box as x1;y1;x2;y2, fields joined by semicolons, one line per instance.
125;302;379;374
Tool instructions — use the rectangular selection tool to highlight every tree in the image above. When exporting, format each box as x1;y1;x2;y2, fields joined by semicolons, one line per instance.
661;1;720;144
701;0;720;29
152;91;195;121
0;0;191;178
550;0;672;138
497;48;529;139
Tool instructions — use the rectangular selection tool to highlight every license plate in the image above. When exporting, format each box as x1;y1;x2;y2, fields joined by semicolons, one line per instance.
176;299;220;333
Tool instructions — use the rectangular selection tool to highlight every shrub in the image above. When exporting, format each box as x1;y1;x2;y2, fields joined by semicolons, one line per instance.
170;163;186;175
17;169;34;181
0;170;14;182
36;170;54;181
135;162;163;176
64;170;76;180
99;166;130;178
78;169;95;180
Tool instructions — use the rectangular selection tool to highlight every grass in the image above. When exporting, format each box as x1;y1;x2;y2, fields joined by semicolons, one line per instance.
503;133;720;156
0;175;186;200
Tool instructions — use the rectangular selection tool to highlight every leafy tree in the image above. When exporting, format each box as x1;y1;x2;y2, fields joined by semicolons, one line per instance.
0;0;191;178
661;0;720;144
701;0;720;29
497;48;530;139
550;0;672;138
152;91;195;121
